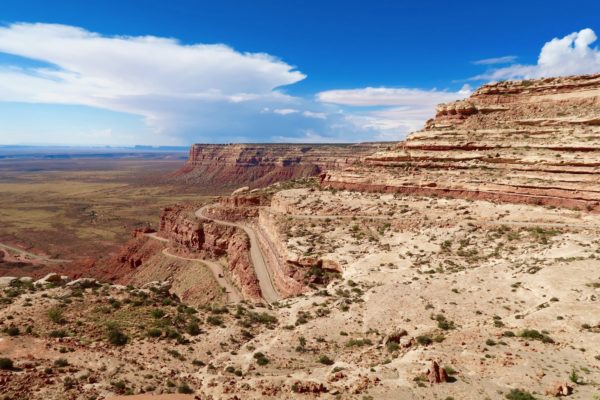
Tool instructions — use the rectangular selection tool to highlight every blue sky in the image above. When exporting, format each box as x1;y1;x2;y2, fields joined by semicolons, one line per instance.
0;0;599;145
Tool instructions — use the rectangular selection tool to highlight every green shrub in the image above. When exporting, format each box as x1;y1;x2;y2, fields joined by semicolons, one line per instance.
6;326;19;336
505;389;537;400
518;329;554;343
386;341;400;352
47;307;65;324
318;355;334;365
345;338;373;347
147;328;162;338
0;357;13;370
569;369;580;384
186;321;200;336
416;335;433;346
178;383;194;394
253;352;269;366
54;358;69;367
107;327;128;346
207;315;223;326
49;329;68;338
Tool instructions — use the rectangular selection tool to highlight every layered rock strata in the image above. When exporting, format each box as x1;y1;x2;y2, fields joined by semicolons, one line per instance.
175;143;390;188
158;205;261;299
323;74;600;212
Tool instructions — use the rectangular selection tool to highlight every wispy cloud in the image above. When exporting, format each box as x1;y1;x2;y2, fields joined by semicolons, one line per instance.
472;55;517;65
317;85;471;140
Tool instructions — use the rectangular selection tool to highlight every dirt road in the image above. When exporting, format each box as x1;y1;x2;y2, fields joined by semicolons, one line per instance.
0;243;70;264
145;233;243;303
195;205;281;303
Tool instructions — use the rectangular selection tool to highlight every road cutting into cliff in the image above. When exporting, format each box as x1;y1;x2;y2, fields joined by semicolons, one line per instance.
161;248;243;303
144;233;243;303
195;205;281;303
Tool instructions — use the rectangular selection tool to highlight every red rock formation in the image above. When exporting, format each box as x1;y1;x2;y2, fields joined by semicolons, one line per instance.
426;360;448;384
323;74;600;212
174;143;389;189
203;194;271;222
159;205;261;299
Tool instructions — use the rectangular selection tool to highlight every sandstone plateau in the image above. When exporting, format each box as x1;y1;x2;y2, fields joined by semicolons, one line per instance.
323;74;600;212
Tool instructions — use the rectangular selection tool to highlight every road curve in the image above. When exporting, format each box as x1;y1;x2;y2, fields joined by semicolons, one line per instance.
195;205;281;304
0;243;71;264
161;248;243;303
145;233;243;303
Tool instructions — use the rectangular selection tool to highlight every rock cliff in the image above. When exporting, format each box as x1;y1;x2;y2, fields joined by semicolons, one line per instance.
174;143;389;189
158;205;262;299
323;74;600;212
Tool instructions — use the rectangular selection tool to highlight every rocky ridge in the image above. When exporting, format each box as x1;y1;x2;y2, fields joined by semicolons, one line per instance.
323;74;600;212
157;205;261;300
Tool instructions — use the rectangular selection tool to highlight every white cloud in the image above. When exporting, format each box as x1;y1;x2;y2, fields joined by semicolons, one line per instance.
273;108;300;115
0;23;311;143
316;85;471;139
302;111;327;119
472;28;600;81
318;86;469;107
472;55;517;65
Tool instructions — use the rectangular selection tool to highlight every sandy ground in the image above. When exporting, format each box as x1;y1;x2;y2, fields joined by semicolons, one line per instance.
2;187;600;399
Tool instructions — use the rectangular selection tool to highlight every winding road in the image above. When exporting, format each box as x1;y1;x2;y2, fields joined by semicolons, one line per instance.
145;233;243;303
195;205;281;303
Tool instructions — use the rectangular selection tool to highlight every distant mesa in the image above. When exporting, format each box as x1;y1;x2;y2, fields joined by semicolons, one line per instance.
173;142;391;189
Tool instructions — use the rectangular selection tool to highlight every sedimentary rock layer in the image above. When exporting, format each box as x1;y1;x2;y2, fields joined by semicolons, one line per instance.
323;74;600;212
175;143;389;188
158;205;262;299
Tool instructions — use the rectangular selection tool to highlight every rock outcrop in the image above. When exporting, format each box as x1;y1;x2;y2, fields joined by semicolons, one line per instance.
174;143;389;189
426;360;448;384
159;205;261;299
323;74;600;212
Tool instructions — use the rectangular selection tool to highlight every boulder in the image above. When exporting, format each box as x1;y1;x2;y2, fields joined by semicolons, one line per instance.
545;382;573;397
66;278;100;289
142;280;172;295
0;276;18;288
35;273;66;286
383;328;408;347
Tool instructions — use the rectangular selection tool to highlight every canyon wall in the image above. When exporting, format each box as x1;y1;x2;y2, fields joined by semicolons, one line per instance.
174;143;389;189
158;205;262;299
323;74;600;212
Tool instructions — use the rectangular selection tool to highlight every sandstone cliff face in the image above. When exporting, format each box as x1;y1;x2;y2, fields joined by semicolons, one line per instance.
323;74;600;212
175;143;389;189
158;205;261;299
201;195;271;222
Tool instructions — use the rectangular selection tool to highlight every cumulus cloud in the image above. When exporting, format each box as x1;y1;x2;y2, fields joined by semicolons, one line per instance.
317;85;471;140
473;28;600;81
0;22;314;143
